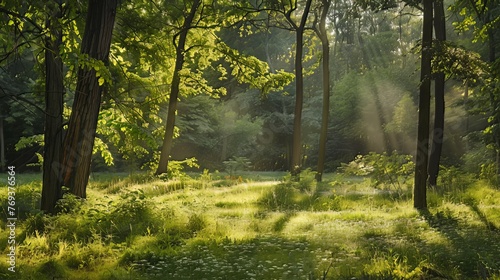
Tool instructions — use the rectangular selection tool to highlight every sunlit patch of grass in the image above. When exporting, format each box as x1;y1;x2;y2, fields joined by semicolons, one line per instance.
18;231;51;257
3;172;500;279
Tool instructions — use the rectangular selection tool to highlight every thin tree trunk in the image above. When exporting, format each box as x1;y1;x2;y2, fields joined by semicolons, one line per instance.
59;0;117;198
41;0;64;213
414;0;433;209
316;0;331;182
156;0;200;175
290;0;313;177
428;0;446;187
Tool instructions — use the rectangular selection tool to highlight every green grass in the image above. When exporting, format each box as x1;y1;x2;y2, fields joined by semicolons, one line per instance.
0;172;499;279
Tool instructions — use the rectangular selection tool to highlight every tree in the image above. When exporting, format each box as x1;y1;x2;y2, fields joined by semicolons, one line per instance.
428;0;446;187
156;0;202;175
414;0;433;209
154;0;294;175
41;0;64;213
284;0;314;176
59;0;118;198
313;0;332;182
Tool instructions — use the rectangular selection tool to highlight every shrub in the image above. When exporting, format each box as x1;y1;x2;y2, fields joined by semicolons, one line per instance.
101;190;153;240
283;168;317;195
340;152;414;191
311;195;344;211
187;214;206;234
259;183;298;211
55;192;85;214
436;165;475;196
23;213;48;236
223;156;251;177
480;163;499;186
166;157;200;180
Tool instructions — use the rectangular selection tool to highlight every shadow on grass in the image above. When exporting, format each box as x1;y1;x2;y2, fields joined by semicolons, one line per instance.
463;198;500;233
419;209;500;279
272;211;295;232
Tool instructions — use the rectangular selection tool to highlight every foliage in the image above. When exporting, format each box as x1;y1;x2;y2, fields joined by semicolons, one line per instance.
479;163;499;186
54;191;85;214
340;152;415;191
285;168;318;194
259;183;299;211
164;158;200;180
223;156;251;176
259;169;323;211
384;94;417;138
435;165;474;194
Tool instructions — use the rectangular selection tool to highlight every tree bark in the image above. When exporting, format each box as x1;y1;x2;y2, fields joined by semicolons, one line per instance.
41;0;64;213
414;0;433;209
315;0;331;182
290;0;313;177
428;0;446;187
59;0;117;198
156;0;201;175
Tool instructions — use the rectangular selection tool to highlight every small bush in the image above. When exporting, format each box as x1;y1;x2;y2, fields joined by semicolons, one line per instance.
100;190;153;241
223;156;251;176
283;168;318;195
480;163;499;186
156;157;200;181
187;214;206;234
156;225;190;248
311;195;344;211
340;152;414;191
23;213;48;236
55;192;85;214
437;165;474;195
259;184;298;211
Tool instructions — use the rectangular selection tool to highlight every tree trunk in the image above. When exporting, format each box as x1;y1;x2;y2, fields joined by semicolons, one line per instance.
156;0;201;175
315;0;331;182
290;0;313;177
428;0;446;187
59;0;117;198
414;0;433;209
41;0;64;213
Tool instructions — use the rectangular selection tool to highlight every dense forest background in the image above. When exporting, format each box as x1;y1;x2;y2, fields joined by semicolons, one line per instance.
1;0;499;206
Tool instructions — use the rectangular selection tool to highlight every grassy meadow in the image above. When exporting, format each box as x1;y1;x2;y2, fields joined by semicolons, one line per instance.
0;170;499;279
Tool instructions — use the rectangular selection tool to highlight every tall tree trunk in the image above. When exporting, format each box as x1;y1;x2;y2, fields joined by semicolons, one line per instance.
414;0;433;209
59;0;117;198
315;0;331;182
41;0;64;213
290;0;313;176
428;0;446;187
156;0;200;175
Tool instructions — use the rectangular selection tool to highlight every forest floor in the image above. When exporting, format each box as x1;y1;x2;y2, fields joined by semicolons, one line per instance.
0;171;499;279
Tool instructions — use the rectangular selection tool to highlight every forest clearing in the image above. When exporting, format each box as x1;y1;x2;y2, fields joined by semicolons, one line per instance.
0;170;499;279
2;0;500;279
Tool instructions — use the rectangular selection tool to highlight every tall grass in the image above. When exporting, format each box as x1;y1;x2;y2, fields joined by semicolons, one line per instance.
0;170;499;279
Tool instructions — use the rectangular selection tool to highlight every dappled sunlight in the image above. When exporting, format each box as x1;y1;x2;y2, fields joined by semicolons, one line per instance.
1;172;500;279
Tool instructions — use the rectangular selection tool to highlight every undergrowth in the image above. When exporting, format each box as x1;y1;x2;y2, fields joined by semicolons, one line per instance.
0;169;499;279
